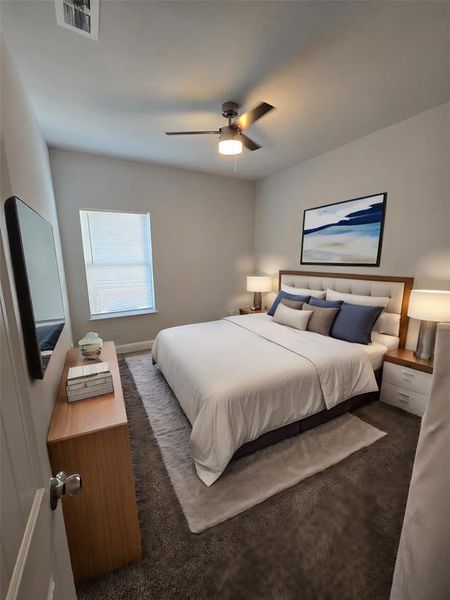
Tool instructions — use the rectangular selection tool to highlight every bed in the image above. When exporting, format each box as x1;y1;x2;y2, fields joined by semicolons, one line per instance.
152;271;413;485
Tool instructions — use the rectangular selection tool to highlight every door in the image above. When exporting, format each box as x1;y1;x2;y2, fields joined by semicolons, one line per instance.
0;249;76;600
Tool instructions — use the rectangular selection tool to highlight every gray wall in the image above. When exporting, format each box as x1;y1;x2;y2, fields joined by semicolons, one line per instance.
255;103;450;346
50;149;255;345
1;36;76;599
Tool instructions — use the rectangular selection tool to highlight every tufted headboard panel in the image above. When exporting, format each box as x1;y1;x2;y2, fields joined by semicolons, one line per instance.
279;271;414;348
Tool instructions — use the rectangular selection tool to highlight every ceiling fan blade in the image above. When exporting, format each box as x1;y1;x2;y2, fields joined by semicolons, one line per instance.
165;130;219;136
235;102;275;130
241;134;261;151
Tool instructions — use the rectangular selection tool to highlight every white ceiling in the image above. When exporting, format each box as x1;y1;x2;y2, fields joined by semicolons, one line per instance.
2;1;449;180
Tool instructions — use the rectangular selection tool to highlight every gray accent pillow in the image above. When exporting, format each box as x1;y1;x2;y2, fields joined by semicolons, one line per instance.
302;303;339;336
280;298;304;310
268;291;310;316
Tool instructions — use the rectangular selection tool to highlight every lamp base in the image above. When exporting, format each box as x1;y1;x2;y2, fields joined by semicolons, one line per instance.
414;320;437;360
252;292;262;310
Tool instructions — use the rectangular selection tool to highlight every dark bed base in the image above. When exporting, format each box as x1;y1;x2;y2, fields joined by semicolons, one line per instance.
232;368;382;460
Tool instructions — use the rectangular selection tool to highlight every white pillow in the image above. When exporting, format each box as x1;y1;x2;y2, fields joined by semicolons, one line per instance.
373;312;401;336
273;303;313;330
326;288;390;308
282;284;326;299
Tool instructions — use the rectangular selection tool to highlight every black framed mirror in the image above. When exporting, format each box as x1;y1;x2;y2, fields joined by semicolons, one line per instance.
5;196;65;379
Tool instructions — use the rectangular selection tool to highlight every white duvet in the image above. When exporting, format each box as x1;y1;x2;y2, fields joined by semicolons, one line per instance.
151;314;378;486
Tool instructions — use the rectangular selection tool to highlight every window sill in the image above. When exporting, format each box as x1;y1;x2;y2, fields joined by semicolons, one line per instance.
89;308;158;321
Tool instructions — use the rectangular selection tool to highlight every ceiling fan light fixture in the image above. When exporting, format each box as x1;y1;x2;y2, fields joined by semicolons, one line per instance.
218;138;243;156
218;127;242;156
165;101;274;156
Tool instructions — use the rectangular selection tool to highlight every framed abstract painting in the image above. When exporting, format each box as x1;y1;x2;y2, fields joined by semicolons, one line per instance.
300;193;387;266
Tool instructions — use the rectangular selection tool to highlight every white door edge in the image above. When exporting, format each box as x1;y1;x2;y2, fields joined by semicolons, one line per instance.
5;488;45;600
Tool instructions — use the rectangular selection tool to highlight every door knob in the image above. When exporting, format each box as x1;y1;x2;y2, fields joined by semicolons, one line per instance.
50;471;82;510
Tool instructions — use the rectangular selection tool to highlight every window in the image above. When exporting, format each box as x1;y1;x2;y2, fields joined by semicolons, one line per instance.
80;210;156;319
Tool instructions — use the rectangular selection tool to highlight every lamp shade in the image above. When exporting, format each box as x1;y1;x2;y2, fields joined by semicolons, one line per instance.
408;289;450;322
247;276;272;293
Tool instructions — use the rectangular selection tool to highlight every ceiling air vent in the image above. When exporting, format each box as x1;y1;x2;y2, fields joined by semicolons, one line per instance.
55;0;99;40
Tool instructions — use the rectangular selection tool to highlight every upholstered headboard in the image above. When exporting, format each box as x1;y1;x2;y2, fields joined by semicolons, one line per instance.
279;271;414;348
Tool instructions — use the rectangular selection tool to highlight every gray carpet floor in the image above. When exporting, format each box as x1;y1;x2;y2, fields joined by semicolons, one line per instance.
125;353;386;534
77;356;420;600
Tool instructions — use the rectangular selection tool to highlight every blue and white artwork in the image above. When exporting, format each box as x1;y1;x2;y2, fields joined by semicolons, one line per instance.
301;193;386;266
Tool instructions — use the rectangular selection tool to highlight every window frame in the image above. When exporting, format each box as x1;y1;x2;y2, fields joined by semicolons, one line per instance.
79;208;157;320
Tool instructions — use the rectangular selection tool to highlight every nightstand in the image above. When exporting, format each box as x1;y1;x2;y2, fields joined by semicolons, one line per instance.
239;307;267;315
380;349;433;417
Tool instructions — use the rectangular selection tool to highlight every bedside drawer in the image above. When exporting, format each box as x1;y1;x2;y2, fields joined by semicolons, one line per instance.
382;362;432;396
380;381;428;417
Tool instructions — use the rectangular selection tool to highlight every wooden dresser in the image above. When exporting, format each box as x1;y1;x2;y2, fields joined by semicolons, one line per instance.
47;342;141;582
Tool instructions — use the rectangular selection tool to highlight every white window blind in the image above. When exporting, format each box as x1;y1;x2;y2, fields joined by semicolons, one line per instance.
80;210;155;317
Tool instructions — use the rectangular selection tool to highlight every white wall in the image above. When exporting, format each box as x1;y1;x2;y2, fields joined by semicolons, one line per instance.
50;149;255;345
1;36;76;599
255;103;450;345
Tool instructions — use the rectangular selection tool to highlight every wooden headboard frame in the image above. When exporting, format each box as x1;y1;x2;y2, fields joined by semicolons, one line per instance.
278;270;414;349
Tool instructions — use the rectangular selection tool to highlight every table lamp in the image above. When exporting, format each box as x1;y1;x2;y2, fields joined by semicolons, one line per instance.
247;276;272;310
408;289;450;359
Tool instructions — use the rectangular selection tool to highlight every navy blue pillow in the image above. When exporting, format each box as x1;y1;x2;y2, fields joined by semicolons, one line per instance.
310;297;344;309
268;291;311;316
330;303;384;345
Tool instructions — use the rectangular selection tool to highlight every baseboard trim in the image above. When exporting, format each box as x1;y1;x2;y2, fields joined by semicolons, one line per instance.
116;340;154;354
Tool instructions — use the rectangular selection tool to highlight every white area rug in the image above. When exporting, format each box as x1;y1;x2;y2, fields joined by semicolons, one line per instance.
125;353;386;533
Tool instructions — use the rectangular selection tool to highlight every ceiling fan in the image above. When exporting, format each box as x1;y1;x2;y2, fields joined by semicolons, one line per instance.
165;101;275;156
